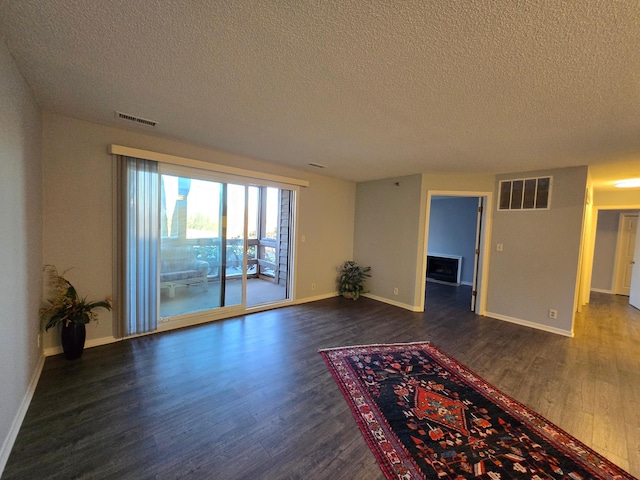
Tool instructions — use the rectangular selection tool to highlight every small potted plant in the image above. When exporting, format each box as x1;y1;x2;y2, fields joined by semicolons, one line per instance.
337;260;371;300
39;265;112;359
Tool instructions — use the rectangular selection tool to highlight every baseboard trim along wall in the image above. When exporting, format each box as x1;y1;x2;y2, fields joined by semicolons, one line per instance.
364;293;422;312
590;288;614;294
43;335;120;357
295;292;338;304
0;353;45;477
484;311;573;337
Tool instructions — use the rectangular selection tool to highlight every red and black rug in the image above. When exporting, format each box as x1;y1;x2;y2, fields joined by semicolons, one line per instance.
319;341;633;480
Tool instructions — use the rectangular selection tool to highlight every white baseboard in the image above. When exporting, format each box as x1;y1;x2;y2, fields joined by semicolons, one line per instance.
426;279;474;287
427;278;460;286
43;335;120;357
364;293;422;312
298;291;422;312
0;353;45;476
295;292;339;304
590;288;614;294
484;311;573;337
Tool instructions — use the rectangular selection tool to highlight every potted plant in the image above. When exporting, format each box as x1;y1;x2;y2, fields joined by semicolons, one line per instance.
39;265;112;359
337;260;371;300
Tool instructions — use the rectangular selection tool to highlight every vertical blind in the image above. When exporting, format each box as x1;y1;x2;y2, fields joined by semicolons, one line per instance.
115;155;159;336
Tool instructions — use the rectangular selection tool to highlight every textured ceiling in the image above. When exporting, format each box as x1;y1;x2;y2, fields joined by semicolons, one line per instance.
1;0;640;187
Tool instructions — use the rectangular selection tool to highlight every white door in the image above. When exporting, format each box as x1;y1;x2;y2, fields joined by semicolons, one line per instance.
629;217;640;309
614;214;638;296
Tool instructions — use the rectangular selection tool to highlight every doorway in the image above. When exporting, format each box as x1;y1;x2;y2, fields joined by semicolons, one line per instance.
589;206;640;312
423;191;492;314
613;213;638;296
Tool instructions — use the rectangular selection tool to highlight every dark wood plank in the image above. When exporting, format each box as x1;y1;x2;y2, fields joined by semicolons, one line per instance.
3;284;639;479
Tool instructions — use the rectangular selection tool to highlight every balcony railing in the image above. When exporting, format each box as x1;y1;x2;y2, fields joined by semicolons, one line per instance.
165;237;276;280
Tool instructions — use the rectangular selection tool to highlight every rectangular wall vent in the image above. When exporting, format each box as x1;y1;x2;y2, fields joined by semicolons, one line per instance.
115;111;157;127
498;176;551;210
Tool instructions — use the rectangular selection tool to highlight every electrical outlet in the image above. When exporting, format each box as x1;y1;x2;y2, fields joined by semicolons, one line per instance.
549;309;558;319
393;287;399;295
497;243;503;252
37;333;41;348
311;283;316;291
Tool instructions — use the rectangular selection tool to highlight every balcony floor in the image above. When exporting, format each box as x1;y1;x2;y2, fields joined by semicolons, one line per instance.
159;277;287;318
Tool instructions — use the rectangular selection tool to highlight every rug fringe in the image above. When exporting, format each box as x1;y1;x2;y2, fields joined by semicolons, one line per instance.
318;340;430;353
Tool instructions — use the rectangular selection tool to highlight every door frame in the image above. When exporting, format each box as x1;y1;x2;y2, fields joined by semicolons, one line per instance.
420;190;493;315
471;197;484;311
630;216;640;309
613;212;639;295
588;205;640;300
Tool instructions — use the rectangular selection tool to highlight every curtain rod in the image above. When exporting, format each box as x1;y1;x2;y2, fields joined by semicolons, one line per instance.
109;145;310;188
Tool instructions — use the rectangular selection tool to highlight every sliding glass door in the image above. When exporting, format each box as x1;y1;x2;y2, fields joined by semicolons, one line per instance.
222;183;245;308
158;166;293;321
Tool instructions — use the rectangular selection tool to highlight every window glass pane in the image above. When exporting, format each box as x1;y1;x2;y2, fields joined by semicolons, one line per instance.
161;175;178;238
523;179;537;209
262;246;276;277
247;244;257;261
510;180;524;209
226;184;245;276
264;187;279;239
186;179;220;239
499;181;512;210
536;177;550;208
248;186;258;239
160;175;222;318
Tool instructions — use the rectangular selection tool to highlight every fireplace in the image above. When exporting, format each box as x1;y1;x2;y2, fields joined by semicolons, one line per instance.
426;255;461;284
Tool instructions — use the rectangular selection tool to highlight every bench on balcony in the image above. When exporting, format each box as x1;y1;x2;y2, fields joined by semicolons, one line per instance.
160;245;209;297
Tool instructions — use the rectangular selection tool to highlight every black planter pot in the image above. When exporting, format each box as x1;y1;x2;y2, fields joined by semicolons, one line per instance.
61;322;86;360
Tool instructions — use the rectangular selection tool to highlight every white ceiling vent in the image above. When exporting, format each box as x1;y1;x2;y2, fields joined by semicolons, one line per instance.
115;111;157;127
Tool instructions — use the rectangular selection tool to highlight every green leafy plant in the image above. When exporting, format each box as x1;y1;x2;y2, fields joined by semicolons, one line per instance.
337;260;371;300
40;265;112;331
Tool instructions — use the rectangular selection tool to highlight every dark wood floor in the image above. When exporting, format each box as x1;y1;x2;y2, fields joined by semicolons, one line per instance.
3;284;639;479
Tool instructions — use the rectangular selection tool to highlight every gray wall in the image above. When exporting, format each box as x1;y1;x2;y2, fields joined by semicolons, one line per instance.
0;39;43;471
486;166;588;334
354;175;424;307
354;173;495;309
428;196;478;285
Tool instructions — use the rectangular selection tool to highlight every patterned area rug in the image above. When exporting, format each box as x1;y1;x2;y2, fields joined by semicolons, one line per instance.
319;342;633;480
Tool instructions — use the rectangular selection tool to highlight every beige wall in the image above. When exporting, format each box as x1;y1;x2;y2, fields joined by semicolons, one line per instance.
594;188;640;207
296;173;355;297
42;113;356;349
0;40;43;471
